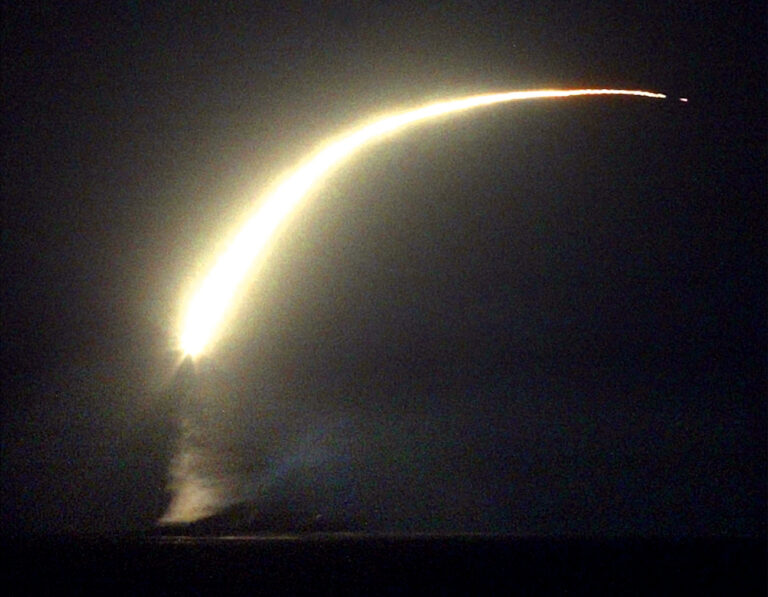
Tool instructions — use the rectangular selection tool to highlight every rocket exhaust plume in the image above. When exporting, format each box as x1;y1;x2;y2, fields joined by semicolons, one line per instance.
179;89;666;357
166;88;669;523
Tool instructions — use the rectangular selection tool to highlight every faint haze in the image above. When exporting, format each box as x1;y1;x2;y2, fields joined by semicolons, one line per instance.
156;352;762;535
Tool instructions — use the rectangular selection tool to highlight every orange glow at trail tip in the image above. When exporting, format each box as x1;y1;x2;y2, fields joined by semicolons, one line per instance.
178;88;667;357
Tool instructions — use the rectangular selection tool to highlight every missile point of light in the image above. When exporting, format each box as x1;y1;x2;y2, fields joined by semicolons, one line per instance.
679;97;688;102
178;88;668;358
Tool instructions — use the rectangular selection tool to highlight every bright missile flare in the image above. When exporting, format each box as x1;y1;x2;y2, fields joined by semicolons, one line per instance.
179;88;666;357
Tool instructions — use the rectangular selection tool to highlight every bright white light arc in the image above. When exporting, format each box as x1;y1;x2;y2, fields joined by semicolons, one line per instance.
180;88;666;357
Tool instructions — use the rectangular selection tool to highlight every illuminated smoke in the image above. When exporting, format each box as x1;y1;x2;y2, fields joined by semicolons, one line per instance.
160;359;352;524
160;360;253;523
178;89;666;357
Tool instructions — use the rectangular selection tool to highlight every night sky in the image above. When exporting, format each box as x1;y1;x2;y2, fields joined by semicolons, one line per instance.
2;1;765;535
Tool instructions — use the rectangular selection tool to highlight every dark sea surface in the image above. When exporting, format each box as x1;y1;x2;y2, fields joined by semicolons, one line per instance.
3;534;764;595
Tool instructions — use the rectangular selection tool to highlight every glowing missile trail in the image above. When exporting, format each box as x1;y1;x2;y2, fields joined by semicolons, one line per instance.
179;88;666;357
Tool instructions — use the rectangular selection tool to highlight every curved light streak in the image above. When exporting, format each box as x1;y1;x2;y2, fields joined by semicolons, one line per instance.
180;88;666;357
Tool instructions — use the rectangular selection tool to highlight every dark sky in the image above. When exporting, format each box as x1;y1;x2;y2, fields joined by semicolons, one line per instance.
2;1;765;535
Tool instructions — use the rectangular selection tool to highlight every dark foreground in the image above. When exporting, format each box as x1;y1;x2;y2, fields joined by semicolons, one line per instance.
3;534;764;595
